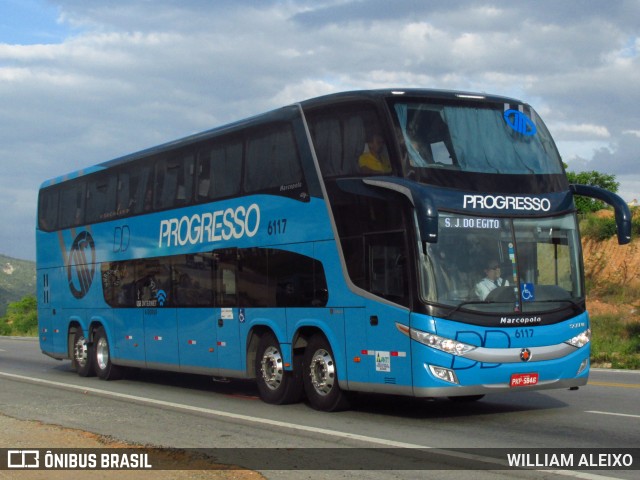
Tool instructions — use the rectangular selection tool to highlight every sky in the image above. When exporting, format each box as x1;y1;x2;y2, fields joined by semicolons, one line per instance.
1;0;639;261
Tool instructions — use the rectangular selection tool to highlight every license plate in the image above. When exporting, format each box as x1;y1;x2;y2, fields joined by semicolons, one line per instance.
510;372;539;387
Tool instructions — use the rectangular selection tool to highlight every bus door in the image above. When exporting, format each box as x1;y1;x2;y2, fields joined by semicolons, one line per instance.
348;232;413;390
137;261;179;367
38;267;61;354
213;249;243;375
174;253;218;372
177;308;218;372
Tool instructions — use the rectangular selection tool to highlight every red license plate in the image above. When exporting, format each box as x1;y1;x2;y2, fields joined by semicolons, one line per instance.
510;372;539;387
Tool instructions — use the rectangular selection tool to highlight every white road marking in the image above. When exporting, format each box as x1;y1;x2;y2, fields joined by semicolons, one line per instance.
0;370;623;479
586;410;640;419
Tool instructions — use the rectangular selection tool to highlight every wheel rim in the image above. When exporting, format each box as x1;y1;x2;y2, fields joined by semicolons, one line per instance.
308;348;335;396
95;337;109;371
74;335;88;367
260;346;284;391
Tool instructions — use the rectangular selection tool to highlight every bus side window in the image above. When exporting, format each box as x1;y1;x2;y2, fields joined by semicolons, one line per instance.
58;182;86;228
172;253;215;307
309;117;344;177
214;248;237;308
366;232;409;306
245;124;302;193
238;248;271;307
154;153;194;210
117;163;153;215
197;139;242;201
38;188;59;231
86;174;117;223
269;249;329;307
307;104;387;178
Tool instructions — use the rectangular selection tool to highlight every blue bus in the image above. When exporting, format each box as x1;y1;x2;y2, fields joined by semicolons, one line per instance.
37;89;631;411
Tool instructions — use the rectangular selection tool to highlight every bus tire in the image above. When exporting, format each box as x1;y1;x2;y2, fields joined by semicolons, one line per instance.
255;332;303;405
303;335;350;412
93;326;123;381
72;329;95;377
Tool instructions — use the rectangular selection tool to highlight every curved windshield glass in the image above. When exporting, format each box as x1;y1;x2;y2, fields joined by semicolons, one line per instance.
392;100;563;175
420;213;583;314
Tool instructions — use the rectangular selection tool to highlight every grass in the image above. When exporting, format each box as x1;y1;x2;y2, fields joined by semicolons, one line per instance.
579;206;640;241
590;314;640;369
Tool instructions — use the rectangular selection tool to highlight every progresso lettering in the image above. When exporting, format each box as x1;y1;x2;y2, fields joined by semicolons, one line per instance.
463;194;551;212
159;204;260;248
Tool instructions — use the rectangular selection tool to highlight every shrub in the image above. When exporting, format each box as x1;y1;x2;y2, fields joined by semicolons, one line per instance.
580;214;617;241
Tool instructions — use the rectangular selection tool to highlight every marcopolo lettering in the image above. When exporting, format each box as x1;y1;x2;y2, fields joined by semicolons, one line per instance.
463;194;551;212
159;204;260;248
500;316;542;325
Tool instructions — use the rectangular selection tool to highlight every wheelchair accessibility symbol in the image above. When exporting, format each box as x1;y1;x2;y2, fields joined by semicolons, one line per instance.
521;283;535;302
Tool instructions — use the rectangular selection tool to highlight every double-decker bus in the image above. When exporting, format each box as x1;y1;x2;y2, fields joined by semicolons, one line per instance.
37;89;631;411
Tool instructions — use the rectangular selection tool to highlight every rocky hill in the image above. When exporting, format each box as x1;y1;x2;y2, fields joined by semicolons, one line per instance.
0;255;36;317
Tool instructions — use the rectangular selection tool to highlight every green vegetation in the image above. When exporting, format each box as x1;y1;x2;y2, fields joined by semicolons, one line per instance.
579;207;640;241
566;169;619;214
0;295;38;336
590;314;640;370
0;254;36;317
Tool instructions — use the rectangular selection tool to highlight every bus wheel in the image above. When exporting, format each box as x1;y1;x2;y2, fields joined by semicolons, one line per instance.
72;329;95;377
93;327;123;381
303;335;350;412
255;332;303;404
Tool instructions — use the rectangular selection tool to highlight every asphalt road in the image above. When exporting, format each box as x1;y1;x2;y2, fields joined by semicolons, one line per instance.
1;336;638;479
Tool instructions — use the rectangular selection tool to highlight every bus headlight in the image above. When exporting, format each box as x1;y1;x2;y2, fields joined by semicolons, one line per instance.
397;323;476;356
565;329;591;348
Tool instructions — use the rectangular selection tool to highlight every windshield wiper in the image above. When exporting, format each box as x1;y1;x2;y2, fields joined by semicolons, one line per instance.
443;300;489;317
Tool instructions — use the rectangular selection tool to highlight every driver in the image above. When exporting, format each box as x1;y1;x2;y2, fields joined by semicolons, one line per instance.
474;259;509;300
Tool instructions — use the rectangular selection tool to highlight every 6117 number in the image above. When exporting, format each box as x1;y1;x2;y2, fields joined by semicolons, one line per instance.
267;219;287;235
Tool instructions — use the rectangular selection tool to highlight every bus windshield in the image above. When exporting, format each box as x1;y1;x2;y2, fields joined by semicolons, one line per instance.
421;212;583;314
391;100;564;176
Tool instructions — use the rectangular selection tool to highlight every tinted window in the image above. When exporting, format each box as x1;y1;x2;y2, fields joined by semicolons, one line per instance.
101;262;136;307
245;124;302;192
117;163;154;216
214;248;238;308
85;174;117;223
307;104;390;177
173;253;215;307
58;182;86;228
238;248;270;307
38;188;59;231
238;248;327;308
197;140;243;201
102;248;328;308
154;153;195;210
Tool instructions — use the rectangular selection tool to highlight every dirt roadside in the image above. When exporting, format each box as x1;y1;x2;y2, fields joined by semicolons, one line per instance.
0;413;264;479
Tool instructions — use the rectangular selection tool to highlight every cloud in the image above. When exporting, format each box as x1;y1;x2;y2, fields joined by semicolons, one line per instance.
1;0;639;260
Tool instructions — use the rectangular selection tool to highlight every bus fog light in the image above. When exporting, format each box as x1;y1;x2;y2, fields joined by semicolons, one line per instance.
428;365;459;384
577;358;589;375
565;329;591;348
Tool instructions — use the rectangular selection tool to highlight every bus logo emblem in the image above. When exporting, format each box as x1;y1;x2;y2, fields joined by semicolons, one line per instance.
67;231;96;299
520;348;532;362
504;110;537;136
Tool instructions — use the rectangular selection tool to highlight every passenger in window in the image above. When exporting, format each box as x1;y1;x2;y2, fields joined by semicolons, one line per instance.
359;133;391;174
474;259;509;300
